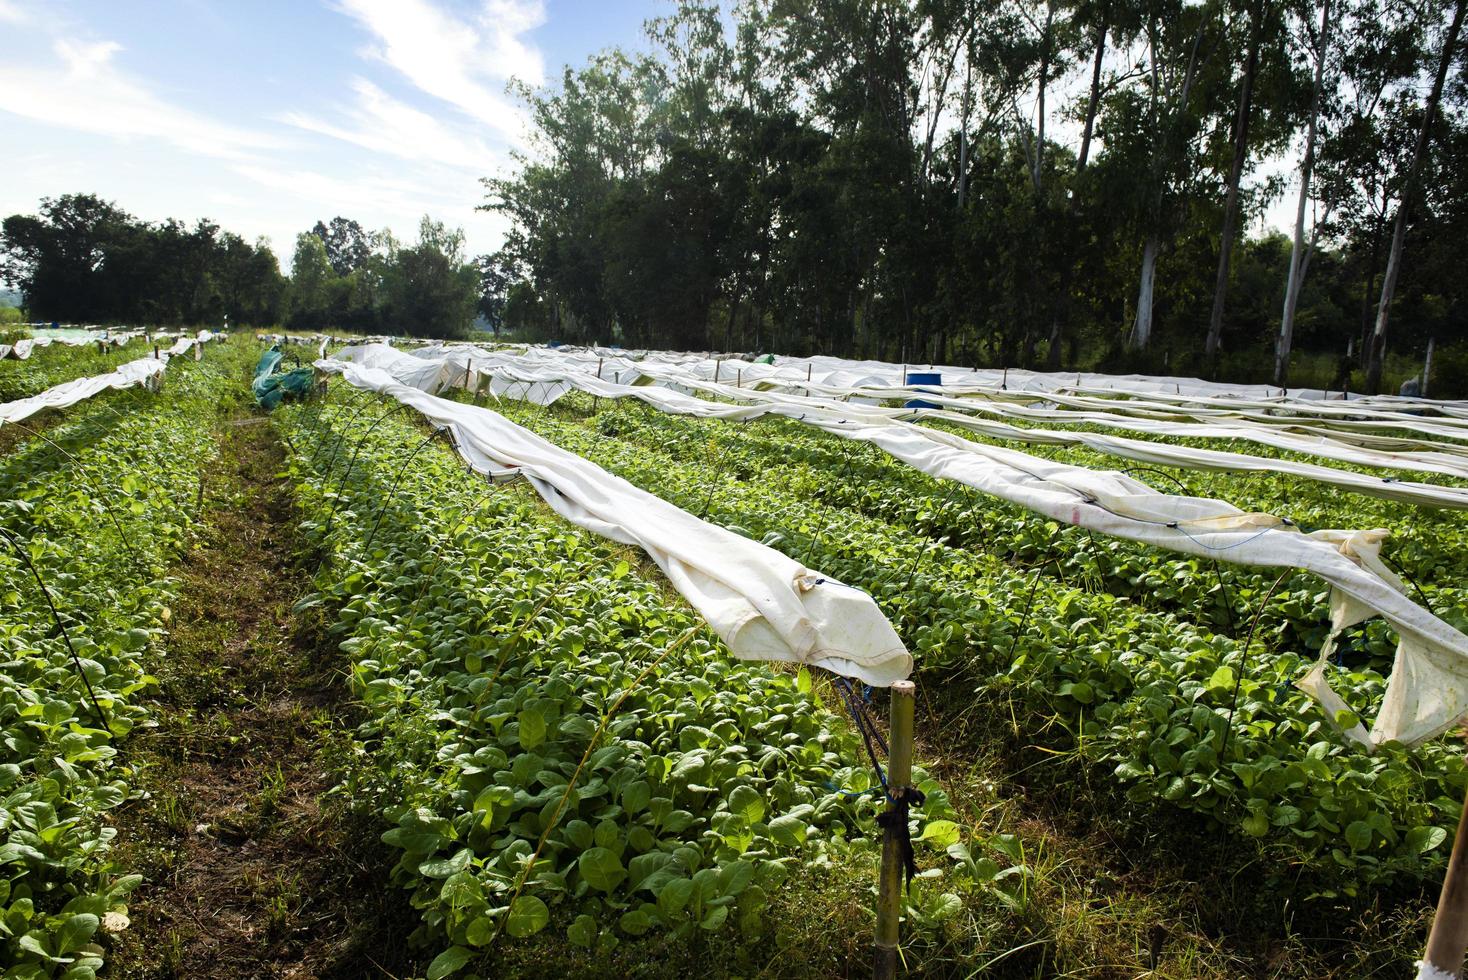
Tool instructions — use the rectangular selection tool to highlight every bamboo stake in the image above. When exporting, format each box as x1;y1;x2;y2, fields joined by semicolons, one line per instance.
1422;784;1468;978
875;680;915;980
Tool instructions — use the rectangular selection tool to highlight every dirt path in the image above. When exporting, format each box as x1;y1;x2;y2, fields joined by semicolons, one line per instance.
110;411;415;979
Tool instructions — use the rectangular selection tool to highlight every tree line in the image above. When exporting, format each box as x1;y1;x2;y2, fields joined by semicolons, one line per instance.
0;196;491;338
485;0;1468;391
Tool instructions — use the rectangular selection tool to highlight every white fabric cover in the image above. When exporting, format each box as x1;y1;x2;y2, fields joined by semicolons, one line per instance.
0;356;167;424
0;336;201;425
314;358;913;688
365;343;1468;747
1415;959;1458;980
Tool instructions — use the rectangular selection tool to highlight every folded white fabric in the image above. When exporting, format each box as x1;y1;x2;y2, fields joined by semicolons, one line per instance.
315;358;913;688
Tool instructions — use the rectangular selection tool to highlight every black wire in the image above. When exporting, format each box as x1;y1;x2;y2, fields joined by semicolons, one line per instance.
0;527;112;736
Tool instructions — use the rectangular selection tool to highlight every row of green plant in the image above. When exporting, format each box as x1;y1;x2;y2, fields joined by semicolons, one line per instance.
486;392;1466;896
588;389;1468;654
0;342;254;977
273;391;1008;977
920;409;1468;593
0;339;147;404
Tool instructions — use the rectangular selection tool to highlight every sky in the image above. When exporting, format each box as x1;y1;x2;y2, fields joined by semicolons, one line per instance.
0;0;1298;275
0;0;659;265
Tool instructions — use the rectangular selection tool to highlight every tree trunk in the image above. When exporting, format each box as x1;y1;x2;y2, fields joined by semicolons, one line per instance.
1130;15;1205;353
1033;2;1056;193
1078;15;1108;172
1205;8;1262;363
1358;219;1384;356
1367;0;1466;392
1275;0;1333;386
1131;236;1160;349
958;60;972;210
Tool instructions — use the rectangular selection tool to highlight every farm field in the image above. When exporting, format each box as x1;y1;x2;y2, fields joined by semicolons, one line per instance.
3;334;1468;979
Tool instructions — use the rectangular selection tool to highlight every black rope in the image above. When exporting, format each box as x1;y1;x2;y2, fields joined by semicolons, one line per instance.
876;785;927;892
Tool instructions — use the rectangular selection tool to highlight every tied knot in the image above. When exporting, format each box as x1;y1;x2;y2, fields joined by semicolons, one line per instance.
876;785;928;892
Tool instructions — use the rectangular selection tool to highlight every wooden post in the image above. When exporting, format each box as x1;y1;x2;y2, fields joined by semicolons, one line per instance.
1422;786;1468;979
875;680;916;980
714;359;720;384
737;367;742;388
153;344;160;360
807;363;812;383
597;357;604;379
1001;366;1007;390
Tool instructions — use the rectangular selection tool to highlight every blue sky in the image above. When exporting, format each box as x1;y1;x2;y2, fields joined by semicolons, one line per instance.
0;0;661;265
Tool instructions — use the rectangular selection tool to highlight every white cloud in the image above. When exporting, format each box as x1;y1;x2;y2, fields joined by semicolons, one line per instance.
334;0;542;140
279;77;501;171
0;0;29;24
0;37;276;161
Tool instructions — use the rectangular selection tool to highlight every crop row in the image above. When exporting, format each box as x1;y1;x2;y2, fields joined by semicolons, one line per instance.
920;414;1468;610
0;343;251;978
0;341;145;404
486;392;1465;894
542;389;1468;658
272;392;991;976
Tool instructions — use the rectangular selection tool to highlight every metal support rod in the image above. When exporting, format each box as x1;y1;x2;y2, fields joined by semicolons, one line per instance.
359;428;450;554
1422;784;1468;978
875;680;915;980
0;528;112;737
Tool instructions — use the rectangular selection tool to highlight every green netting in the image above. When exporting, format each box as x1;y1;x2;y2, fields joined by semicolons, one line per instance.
252;346;315;410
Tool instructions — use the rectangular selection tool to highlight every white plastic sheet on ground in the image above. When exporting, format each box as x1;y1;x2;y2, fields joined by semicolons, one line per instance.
354;342;1468;748
313;357;913;688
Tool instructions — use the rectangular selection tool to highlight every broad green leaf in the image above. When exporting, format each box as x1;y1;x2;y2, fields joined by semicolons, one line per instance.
567;914;597;948
728;785;764;825
619;909;653;935
518;708;546;750
919;820;961;849
506;895;549;938
578;847;627;893
426;945;474;980
1408;826;1449;854
657;877;696;917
